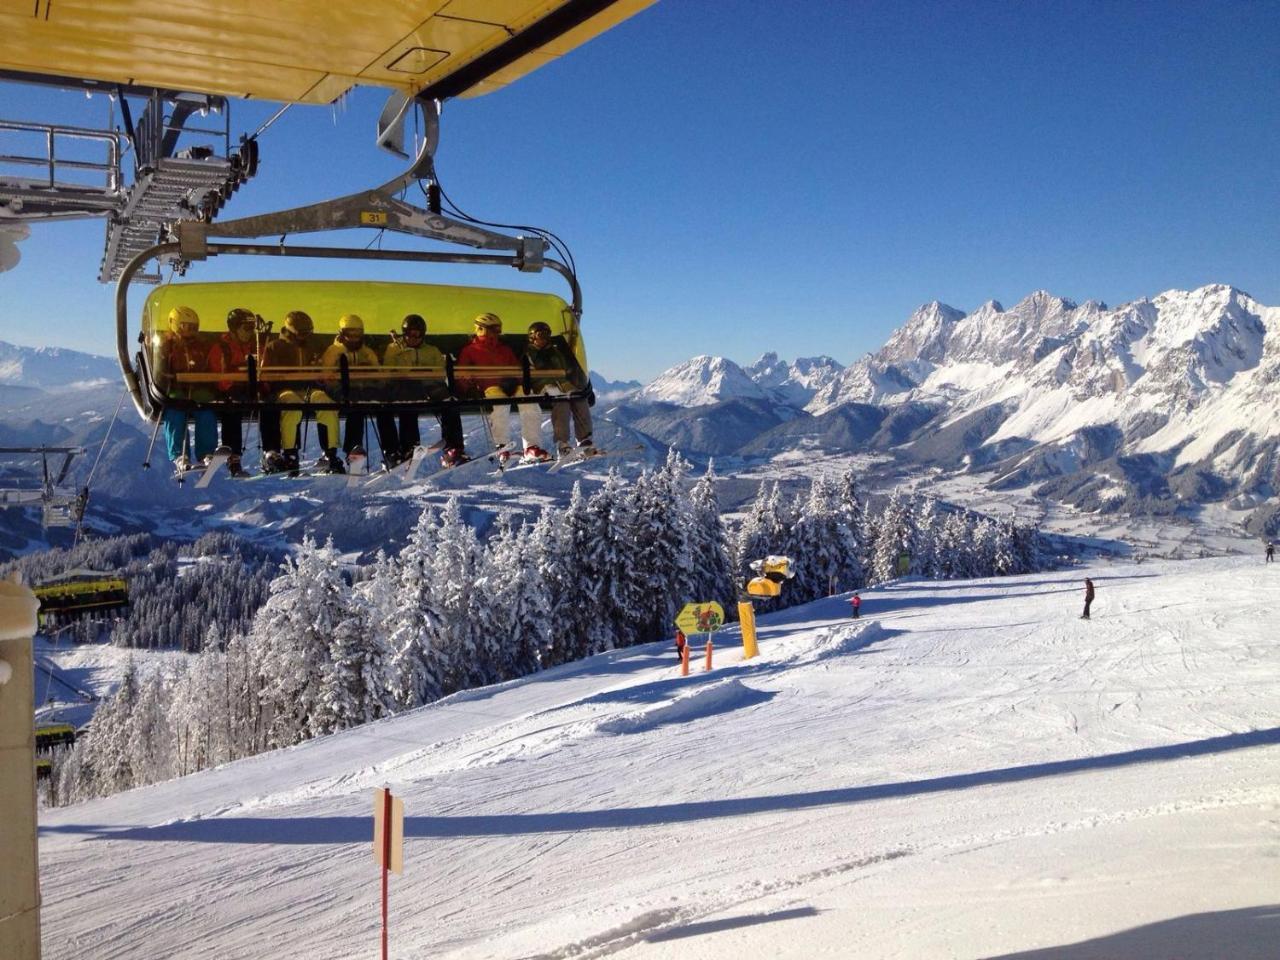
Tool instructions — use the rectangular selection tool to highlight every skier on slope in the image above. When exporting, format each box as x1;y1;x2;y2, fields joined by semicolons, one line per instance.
1081;578;1095;620
849;592;862;619
1266;542;1274;564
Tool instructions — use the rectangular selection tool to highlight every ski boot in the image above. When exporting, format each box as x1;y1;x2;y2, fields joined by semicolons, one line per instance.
261;450;289;474
521;445;552;465
316;449;346;475
440;447;471;468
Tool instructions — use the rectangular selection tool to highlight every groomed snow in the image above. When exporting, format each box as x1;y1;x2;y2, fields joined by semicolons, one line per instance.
39;557;1280;959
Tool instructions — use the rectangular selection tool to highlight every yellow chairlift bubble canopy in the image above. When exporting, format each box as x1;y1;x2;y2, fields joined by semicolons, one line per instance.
141;278;588;367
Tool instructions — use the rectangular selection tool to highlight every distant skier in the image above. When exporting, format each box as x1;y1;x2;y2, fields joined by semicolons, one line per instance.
1081;578;1095;620
1266;542;1274;564
849;592;862;619
674;629;687;661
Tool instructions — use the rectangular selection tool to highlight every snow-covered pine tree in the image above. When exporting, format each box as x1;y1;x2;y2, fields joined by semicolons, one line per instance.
470;513;518;683
623;452;696;643
869;489;914;584
321;577;398;730
528;496;578;668
357;550;413;719
78;657;140;796
249;536;351;746
581;470;635;652
787;475;863;603
385;508;448;708
686;461;736;611
911;497;945;578
732;482;778;578
992;518;1018;575
430;497;484;694
480;513;552;679
935;510;970;579
222;631;263;759
128;664;176;786
836;466;869;584
970;518;999;576
1010;520;1042;573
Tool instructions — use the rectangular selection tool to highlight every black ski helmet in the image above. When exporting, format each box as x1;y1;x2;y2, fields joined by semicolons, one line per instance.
402;314;426;336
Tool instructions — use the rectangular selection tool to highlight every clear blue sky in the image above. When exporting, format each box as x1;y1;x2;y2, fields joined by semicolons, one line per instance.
2;1;1278;382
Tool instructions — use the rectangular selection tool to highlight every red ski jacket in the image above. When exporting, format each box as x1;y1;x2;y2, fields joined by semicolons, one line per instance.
457;335;520;393
208;334;259;395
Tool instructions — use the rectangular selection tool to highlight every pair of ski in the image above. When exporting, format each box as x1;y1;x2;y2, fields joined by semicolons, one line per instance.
245;451;368;487
174;451;236;489
187;451;369;487
365;442;643;488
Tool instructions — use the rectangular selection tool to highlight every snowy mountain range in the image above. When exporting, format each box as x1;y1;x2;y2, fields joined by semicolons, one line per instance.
626;284;1280;521
0;340;118;389
2;281;1278;548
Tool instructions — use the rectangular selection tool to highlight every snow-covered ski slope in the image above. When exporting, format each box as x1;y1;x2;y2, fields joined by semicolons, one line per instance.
39;558;1280;959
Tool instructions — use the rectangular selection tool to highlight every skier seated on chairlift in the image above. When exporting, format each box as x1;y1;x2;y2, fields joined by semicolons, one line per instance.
383;313;469;468
156;305;218;473
259;310;343;474
523;320;594;459
206;306;263;477
456;312;546;464
319;313;399;471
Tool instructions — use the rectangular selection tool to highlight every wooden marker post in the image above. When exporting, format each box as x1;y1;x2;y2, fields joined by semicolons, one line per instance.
373;786;404;960
681;643;690;676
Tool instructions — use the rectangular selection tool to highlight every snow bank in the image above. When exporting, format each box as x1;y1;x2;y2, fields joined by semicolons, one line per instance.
597;678;774;735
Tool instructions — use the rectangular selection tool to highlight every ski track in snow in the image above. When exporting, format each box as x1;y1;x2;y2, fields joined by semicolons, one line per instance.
38;557;1280;959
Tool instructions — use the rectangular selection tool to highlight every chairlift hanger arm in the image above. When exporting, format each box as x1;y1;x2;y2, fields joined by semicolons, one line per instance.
177;98;546;267
179;191;545;265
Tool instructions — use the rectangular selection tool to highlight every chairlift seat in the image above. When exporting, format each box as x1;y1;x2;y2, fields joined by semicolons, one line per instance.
138;279;591;418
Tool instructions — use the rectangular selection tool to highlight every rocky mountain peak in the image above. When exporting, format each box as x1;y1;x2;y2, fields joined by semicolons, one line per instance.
637;355;767;406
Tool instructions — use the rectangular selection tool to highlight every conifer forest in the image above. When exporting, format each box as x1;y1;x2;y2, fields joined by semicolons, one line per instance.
31;455;1045;804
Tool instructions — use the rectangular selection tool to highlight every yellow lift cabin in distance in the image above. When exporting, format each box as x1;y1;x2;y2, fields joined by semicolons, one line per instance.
32;570;129;627
137;279;590;419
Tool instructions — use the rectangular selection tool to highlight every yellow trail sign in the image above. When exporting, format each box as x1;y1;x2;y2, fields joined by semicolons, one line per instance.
675;602;725;636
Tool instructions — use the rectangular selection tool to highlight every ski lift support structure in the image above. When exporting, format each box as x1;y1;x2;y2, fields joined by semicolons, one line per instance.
116;97;588;425
0;446;87;528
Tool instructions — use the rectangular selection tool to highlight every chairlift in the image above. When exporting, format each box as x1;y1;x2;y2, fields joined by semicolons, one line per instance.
115;99;595;453
0;447;88;529
32;569;130;627
34;723;78;780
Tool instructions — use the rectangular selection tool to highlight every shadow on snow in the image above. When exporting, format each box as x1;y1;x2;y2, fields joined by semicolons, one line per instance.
43;726;1280;845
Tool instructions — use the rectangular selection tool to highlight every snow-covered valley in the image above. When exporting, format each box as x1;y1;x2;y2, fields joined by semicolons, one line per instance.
38;556;1280;959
